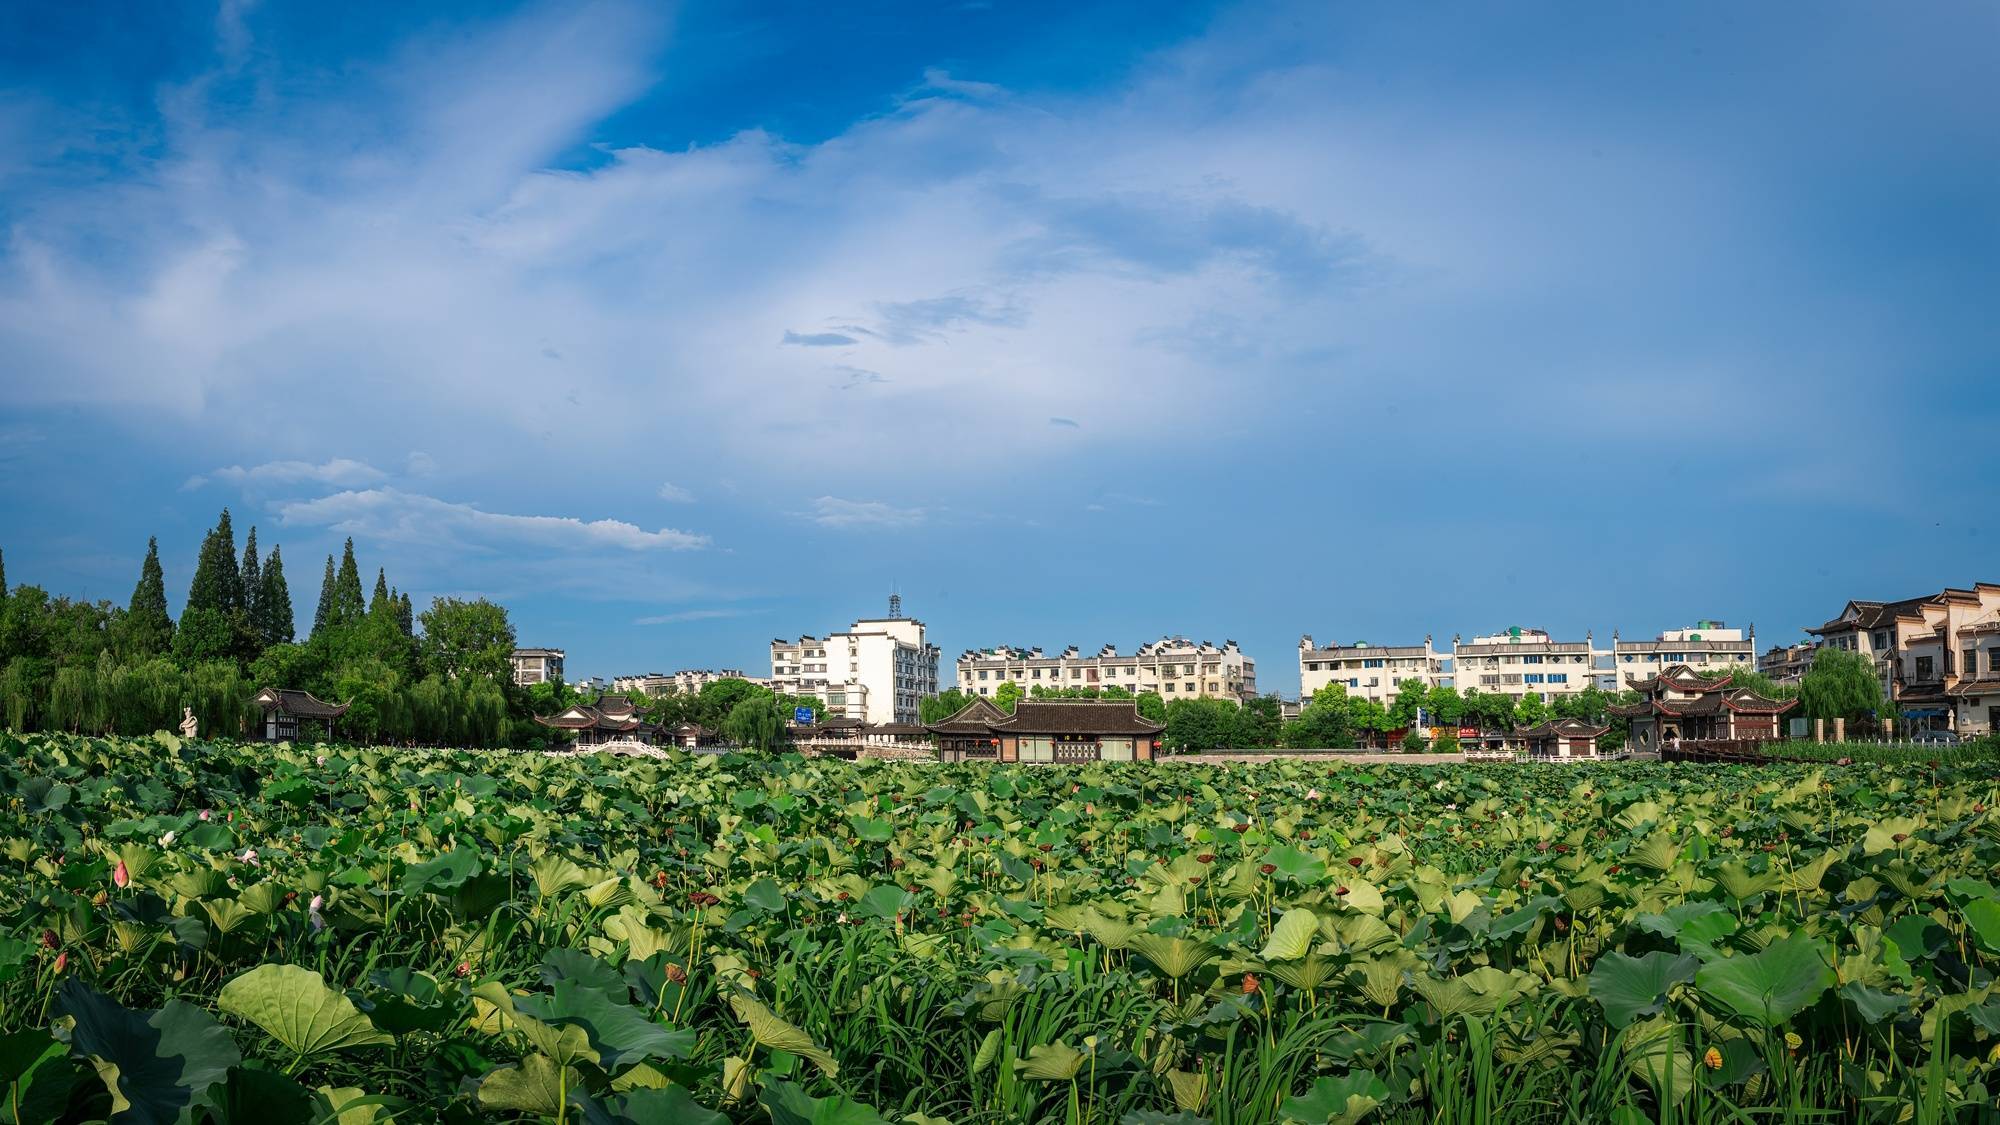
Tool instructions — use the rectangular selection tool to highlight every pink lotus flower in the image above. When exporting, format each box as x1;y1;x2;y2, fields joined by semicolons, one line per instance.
308;894;326;932
238;848;259;866
113;860;130;889
1306;788;1321;800
158;830;176;846
198;810;210;821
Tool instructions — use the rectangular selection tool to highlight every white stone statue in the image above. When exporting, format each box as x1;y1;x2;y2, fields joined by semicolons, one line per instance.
178;707;198;739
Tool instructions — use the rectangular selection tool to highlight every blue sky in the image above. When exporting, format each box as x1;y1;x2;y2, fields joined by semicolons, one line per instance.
2;0;1995;695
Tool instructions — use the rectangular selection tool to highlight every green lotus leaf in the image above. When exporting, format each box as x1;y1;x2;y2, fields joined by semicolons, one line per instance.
729;993;838;1076
1261;844;1325;885
218;964;393;1056
1260;908;1321;962
591;1085;729;1125
758;1079;890;1125
1838;982;1912;1024
397;848;481;895
1128;934;1220;980
515;981;695;1070
1620;1016;1692;1103
1014;1042;1086;1081
1862;817;1923;856
59;979;242;1125
1;1028;81;1125
477;1053;578;1117
1694;932;1834;1027
1961;898;2000;953
1589;951;1698;1028
1277;1068;1387;1124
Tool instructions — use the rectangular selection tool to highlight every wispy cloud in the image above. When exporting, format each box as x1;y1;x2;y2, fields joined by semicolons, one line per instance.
657;481;695;503
634;606;759;626
782;330;858;347
277;488;710;551
803;496;925;529
1048;416;1080;428
184;458;386;491
834;366;887;390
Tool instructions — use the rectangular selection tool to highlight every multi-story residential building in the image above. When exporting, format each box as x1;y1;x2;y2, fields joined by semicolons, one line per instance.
610;669;769;695
955;638;1257;702
1809;583;2000;735
1452;628;1604;701
1297;635;1448;704
510;648;564;687
1612;622;1756;684
1953;621;2000;737
771;595;940;726
1757;643;1817;685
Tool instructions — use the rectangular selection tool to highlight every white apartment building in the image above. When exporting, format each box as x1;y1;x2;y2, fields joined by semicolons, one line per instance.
1453;628;1604;701
1612;621;1756;684
610;669;769;695
1810;583;2000;736
955;638;1257;701
1297;635;1449;704
510;648;564;687
771;595;940;726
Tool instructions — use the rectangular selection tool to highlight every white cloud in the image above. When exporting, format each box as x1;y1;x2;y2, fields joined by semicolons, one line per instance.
184;457;387;491
406;451;437;475
657;481;694;503
804;496;925;529
277;487;710;551
633;607;754;625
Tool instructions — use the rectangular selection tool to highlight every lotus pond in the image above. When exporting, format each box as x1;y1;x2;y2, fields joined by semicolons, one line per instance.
5;733;2000;1124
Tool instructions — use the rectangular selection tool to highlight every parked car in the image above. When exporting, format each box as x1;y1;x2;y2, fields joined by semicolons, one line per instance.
1911;729;1961;746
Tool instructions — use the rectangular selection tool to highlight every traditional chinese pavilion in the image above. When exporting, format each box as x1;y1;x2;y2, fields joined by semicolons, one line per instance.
1607;664;1796;751
926;698;1164;764
533;694;655;747
1516;718;1610;759
252;688;349;742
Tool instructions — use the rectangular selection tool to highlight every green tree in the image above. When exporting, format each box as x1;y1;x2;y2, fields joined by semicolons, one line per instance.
1426;684;1464;725
1798;647;1883;724
1163;696;1240;752
722;697;788;752
695;677;767;730
992;680;1025;714
1389;679;1430;730
334;539;366;626
313;555;337;636
175;510;245;666
1344;695;1391;744
1280;685;1354;749
121;537;175;657
258;545;295;646
1514;692;1551;728
417;597;516;681
239;527;262;637
919;688;975;724
370;569;390;615
1235;695;1282;748
1135;690;1166;723
1702;664;1799;702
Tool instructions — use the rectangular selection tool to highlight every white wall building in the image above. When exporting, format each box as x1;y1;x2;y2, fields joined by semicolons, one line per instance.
955;638;1257;701
1810;583;2000;735
610;669;769;695
1612;621;1757;685
1297;635;1449;704
771;596;940;725
510;648;564;687
1453;628;1604;701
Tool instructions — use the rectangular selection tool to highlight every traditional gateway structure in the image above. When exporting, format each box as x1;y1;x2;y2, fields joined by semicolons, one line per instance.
1608;664;1797;752
533;694;657;748
927;699;1164;764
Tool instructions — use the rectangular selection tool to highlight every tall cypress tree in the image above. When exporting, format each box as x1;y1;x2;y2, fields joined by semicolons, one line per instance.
175;510;243;665
261;546;295;645
0;546;6;594
370;568;390;616
239;528;262;627
313;555;337;636
334;539;366;624
126;537;175;656
397;591;414;636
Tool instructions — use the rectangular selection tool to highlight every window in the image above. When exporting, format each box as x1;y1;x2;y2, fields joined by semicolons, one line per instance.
1873;631;1888;650
1916;656;1935;680
1363;659;1385;668
1032;669;1042;679
1481;675;1500;686
1072;668;1083;679
1991;650;1999;674
1523;655;1544;664
979;670;988;680
1549;674;1569;684
1964;649;1977;677
1348;678;1360;688
1164;682;1175;692
1523;674;1544;684
1185;682;1195;693
1307;662;1321;671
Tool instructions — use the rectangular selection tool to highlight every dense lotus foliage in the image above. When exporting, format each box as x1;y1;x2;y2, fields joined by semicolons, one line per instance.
4;733;2000;1123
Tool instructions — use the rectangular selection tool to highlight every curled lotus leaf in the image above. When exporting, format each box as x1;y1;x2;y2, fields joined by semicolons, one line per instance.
218;964;393;1057
728;993;838;1076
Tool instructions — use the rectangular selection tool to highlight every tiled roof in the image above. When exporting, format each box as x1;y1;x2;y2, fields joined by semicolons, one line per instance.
1515;718;1608;738
924;697;1012;735
1949;677;2000;697
254;688;349;720
990;700;1165;735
